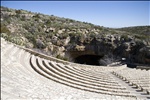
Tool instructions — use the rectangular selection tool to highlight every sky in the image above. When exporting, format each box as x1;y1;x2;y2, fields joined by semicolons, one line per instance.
1;1;150;28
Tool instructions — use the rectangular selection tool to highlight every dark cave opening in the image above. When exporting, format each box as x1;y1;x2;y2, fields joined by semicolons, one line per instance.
74;55;103;66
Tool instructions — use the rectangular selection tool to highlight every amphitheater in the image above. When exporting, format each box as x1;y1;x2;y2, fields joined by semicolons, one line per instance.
1;37;150;100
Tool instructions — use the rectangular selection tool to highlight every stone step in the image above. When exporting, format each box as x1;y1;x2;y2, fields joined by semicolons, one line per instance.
113;68;150;97
65;65;119;84
71;65;114;79
73;67;117;80
46;60;125;89
2;44;14;57
45;59;126;90
56;63;121;86
31;55;135;97
1;38;141;99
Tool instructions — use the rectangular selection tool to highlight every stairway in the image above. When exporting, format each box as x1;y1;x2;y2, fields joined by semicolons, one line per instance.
1;37;149;100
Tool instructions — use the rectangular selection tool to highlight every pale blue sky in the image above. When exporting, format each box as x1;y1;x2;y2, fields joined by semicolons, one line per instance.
1;1;150;28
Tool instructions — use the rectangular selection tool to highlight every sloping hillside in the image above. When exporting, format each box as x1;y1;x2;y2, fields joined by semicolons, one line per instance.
1;6;150;65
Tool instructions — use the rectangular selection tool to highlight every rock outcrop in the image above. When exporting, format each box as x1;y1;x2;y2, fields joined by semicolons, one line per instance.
1;6;150;65
64;34;150;65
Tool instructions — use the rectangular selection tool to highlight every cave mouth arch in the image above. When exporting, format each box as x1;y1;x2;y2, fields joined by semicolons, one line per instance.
74;55;103;66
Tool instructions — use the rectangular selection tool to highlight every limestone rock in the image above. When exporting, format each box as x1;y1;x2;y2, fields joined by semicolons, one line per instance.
58;30;63;34
36;39;45;49
64;37;70;46
75;45;85;51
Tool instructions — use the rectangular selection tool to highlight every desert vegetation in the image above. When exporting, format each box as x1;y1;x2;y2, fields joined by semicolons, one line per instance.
1;6;150;65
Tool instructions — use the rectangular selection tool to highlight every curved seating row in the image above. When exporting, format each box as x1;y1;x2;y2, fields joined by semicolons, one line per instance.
1;38;138;99
56;63;121;86
1;43;54;99
45;60;124;89
72;67;117;81
113;68;150;94
58;64;120;85
70;63;127;72
30;55;135;97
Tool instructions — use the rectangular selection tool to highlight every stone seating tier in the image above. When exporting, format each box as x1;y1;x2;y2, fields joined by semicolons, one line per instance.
2;38;149;99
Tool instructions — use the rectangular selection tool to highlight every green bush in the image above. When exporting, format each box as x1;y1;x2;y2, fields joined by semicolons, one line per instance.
1;26;11;34
121;34;128;41
10;37;24;45
90;32;96;38
134;34;148;40
33;14;40;19
24;33;36;47
15;10;22;14
1;33;9;39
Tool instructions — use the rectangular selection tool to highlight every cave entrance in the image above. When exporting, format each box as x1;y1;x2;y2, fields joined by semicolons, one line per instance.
74;55;103;66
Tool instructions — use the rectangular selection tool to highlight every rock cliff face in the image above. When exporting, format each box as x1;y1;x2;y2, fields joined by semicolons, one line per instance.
1;6;150;66
65;34;150;65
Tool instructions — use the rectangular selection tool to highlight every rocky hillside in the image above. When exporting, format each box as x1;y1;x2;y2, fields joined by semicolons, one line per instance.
1;6;150;65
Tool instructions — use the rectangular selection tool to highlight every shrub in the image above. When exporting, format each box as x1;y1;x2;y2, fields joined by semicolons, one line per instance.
15;10;22;14
33;14;40;19
134;34;148;40
1;33;9;39
36;39;46;49
21;16;26;21
90;32;96;38
45;20;51;26
121;34;128;41
10;37;24;45
24;33;36;47
56;54;68;61
1;26;11;34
